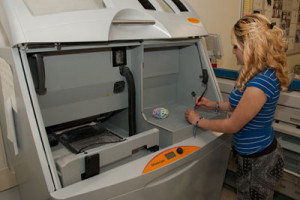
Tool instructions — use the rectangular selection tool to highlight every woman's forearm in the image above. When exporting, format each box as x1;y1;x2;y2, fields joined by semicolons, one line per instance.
196;118;236;134
219;101;234;112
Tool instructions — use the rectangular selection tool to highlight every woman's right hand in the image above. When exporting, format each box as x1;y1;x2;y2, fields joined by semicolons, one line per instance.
195;96;215;110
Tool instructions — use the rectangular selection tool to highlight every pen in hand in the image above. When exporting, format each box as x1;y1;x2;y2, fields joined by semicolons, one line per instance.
194;93;205;109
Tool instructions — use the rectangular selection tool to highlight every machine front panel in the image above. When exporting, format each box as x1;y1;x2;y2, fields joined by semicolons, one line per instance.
0;48;55;199
142;146;200;174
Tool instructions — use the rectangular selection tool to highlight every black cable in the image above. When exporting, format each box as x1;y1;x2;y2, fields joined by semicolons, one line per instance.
194;79;208;109
119;66;137;136
194;43;209;108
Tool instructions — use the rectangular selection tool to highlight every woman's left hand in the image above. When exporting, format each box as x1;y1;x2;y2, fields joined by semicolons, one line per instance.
185;109;200;125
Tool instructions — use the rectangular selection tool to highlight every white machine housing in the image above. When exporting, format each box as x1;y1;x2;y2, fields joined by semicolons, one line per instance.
0;0;208;45
0;1;231;200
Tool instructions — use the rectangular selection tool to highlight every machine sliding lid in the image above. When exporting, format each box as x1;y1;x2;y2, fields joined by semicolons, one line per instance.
0;0;208;46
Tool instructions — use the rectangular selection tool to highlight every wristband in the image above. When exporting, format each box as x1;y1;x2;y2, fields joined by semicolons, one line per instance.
193;116;203;138
215;101;220;113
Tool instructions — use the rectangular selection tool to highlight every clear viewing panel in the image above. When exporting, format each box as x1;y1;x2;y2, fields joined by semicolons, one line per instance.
23;0;106;16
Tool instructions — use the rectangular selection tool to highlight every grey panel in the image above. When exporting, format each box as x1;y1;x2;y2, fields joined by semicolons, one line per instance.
50;133;231;200
37;49;128;126
0;48;52;199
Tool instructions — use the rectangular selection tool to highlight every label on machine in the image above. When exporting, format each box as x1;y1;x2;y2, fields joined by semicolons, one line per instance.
142;146;200;174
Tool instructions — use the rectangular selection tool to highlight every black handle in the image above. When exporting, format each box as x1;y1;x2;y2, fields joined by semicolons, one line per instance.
31;54;47;95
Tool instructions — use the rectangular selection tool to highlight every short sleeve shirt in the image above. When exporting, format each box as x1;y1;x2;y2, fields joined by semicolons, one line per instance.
229;68;280;155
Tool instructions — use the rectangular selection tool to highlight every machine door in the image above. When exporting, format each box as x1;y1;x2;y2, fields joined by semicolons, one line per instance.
109;141;230;200
50;134;230;200
0;48;55;200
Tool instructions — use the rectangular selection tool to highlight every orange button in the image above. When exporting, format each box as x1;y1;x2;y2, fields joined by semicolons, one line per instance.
187;17;200;24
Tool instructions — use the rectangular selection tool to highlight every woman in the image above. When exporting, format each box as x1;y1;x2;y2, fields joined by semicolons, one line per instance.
185;14;290;199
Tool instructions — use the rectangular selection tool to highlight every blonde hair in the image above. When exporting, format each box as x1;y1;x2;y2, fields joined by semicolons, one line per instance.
231;14;290;91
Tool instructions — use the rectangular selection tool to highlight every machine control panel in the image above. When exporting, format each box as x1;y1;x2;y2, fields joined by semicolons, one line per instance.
142;146;200;174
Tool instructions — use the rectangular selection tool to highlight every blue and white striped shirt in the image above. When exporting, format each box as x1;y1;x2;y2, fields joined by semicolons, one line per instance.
229;68;280;155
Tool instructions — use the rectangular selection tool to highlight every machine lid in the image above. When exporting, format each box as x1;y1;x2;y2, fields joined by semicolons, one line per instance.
0;0;208;47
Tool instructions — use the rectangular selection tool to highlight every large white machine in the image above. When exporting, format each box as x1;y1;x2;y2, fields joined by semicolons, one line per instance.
0;0;230;200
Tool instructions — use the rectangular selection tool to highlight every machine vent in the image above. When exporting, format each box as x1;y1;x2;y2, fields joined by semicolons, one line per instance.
172;0;188;12
138;0;156;10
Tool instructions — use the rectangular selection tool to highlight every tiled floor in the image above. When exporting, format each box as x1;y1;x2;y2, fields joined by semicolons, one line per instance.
0;187;20;200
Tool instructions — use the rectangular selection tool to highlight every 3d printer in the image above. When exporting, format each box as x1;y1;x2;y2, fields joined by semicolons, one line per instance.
0;0;230;199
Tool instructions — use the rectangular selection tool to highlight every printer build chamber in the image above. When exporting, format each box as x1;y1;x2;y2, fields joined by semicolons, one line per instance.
0;39;231;200
25;39;228;185
0;0;230;199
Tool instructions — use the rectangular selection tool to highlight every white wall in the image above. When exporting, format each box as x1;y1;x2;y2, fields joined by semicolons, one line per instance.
287;54;300;71
187;0;241;70
188;0;300;71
